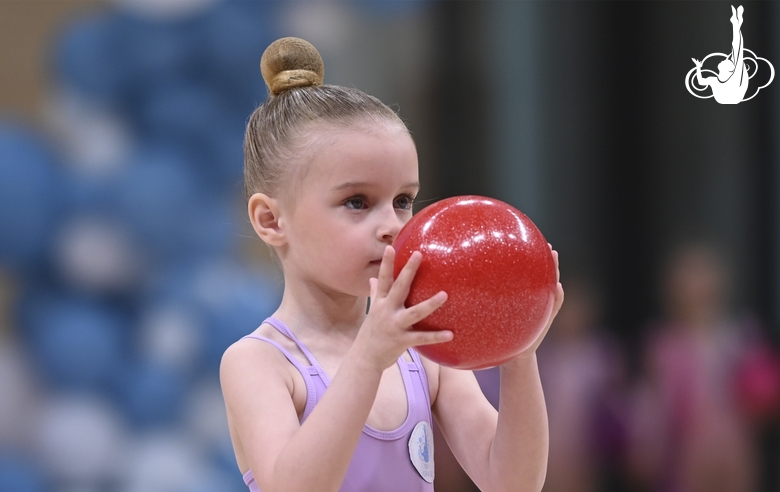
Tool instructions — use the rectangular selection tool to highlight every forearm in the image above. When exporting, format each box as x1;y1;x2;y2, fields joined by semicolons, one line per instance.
487;354;549;492
696;67;706;86
265;351;382;492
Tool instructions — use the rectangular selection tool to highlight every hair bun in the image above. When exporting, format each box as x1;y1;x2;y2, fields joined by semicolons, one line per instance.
260;37;325;96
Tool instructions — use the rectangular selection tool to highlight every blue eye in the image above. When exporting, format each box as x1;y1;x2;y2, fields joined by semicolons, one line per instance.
395;194;415;210
344;196;367;210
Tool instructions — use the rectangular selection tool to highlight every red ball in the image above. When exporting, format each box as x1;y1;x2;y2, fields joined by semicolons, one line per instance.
392;195;557;369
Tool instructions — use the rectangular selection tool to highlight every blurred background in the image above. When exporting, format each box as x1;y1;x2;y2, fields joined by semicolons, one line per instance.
1;1;779;491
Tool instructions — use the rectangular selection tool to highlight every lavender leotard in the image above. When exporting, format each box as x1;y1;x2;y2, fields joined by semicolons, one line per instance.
241;317;435;492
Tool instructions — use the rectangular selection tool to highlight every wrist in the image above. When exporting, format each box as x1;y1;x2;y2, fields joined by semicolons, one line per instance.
346;333;387;378
500;352;538;374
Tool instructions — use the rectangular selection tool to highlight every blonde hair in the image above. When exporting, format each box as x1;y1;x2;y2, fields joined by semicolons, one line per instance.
244;37;408;201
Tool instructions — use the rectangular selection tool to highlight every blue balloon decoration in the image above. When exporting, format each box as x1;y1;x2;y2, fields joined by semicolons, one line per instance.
120;13;206;92
202;267;281;371
203;0;278;106
201;129;245;190
139;83;229;150
117;360;186;428
117;145;204;259
144;259;203;307
186;196;240;259
212;436;244;476
0;455;46;492
25;295;128;391
62;168;121;217
0;125;62;270
54;13;130;104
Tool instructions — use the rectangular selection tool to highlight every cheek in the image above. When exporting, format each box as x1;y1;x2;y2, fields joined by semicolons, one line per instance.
302;215;361;258
329;226;366;256
401;213;413;227
330;224;376;269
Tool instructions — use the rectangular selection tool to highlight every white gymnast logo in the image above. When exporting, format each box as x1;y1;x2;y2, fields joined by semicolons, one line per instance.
408;421;434;483
685;5;774;104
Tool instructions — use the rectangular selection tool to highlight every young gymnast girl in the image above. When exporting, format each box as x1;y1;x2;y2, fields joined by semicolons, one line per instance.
220;37;564;492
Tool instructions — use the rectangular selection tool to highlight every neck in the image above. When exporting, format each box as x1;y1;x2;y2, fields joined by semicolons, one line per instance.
273;275;368;339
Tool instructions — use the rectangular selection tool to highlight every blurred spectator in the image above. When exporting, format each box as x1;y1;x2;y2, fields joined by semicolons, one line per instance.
538;275;628;492
627;242;780;492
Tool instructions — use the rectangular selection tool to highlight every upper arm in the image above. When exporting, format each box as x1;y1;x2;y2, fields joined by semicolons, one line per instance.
431;364;499;489
220;340;303;486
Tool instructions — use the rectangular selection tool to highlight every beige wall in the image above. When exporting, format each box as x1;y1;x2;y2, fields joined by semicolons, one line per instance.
0;0;104;119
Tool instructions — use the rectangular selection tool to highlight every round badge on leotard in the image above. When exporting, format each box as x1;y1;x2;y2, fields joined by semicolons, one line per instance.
408;421;434;483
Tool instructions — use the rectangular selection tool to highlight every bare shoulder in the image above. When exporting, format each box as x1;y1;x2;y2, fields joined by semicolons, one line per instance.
220;327;306;475
221;328;273;363
221;321;306;382
219;337;298;438
221;322;312;420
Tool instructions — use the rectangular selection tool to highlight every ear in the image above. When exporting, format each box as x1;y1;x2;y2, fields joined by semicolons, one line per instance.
248;193;286;247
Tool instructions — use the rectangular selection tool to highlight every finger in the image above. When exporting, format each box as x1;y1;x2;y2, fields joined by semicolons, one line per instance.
369;277;378;301
548;244;560;282
539;283;565;337
388;251;422;303
375;246;395;298
522;283;565;355
400;291;448;327
553;282;565;312
546;283;565;328
410;329;454;347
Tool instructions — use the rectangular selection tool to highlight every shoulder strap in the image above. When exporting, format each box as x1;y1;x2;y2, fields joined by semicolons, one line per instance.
407;347;424;369
242;334;312;375
408;348;432;409
264;317;321;368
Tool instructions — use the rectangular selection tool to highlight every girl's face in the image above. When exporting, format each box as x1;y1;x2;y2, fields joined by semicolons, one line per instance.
279;123;419;297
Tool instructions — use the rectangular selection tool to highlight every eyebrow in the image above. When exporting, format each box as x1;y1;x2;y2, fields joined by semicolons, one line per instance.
333;181;420;192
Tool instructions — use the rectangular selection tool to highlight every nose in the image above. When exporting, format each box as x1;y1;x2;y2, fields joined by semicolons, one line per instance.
376;204;404;244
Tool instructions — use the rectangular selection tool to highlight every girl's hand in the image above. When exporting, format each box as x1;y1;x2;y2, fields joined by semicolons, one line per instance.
512;244;564;360
354;245;452;373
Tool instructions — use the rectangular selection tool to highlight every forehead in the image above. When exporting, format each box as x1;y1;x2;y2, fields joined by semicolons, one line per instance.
301;123;418;187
